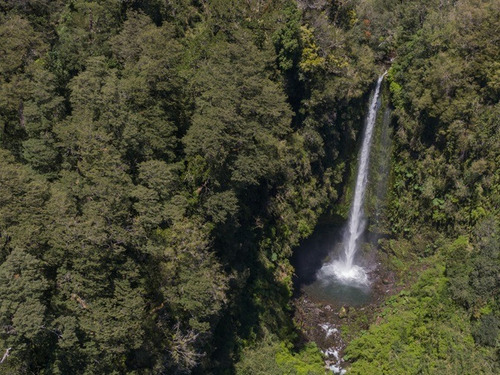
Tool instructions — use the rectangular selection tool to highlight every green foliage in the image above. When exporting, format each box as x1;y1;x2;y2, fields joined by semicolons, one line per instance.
0;0;376;372
183;28;292;189
0;13;63;168
52;0;123;74
236;336;325;375
298;25;325;74
385;0;500;235
2;2;373;371
472;315;499;348
446;219;499;316
4;0;498;374
345;264;498;374
0;149;49;253
0;247;50;373
273;2;302;72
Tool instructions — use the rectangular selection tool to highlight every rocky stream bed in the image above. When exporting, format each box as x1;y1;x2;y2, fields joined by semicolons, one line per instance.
292;258;402;374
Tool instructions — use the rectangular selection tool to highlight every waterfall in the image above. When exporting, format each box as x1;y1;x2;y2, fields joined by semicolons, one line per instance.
321;72;386;285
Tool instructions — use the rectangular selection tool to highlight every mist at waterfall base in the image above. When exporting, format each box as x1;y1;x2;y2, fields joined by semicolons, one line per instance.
292;74;386;306
292;221;373;306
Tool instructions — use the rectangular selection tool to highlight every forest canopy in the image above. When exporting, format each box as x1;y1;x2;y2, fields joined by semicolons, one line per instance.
0;0;498;374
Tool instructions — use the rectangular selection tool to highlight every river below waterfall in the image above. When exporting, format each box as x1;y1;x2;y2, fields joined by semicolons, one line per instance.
291;217;399;374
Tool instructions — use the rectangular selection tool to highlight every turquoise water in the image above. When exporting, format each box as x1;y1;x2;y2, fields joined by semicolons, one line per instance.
302;275;371;306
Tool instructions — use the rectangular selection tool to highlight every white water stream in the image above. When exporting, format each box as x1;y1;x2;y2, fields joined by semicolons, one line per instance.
320;72;386;286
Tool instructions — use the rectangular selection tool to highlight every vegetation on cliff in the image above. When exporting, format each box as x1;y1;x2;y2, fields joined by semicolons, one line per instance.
345;0;499;373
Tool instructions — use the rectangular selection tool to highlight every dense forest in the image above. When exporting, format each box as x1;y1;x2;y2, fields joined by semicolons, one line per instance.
0;0;498;374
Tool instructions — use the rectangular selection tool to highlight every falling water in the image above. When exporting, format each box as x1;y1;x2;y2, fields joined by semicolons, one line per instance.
321;72;387;286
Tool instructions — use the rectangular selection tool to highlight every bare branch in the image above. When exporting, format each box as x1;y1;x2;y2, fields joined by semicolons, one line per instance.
0;348;11;364
170;323;203;370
